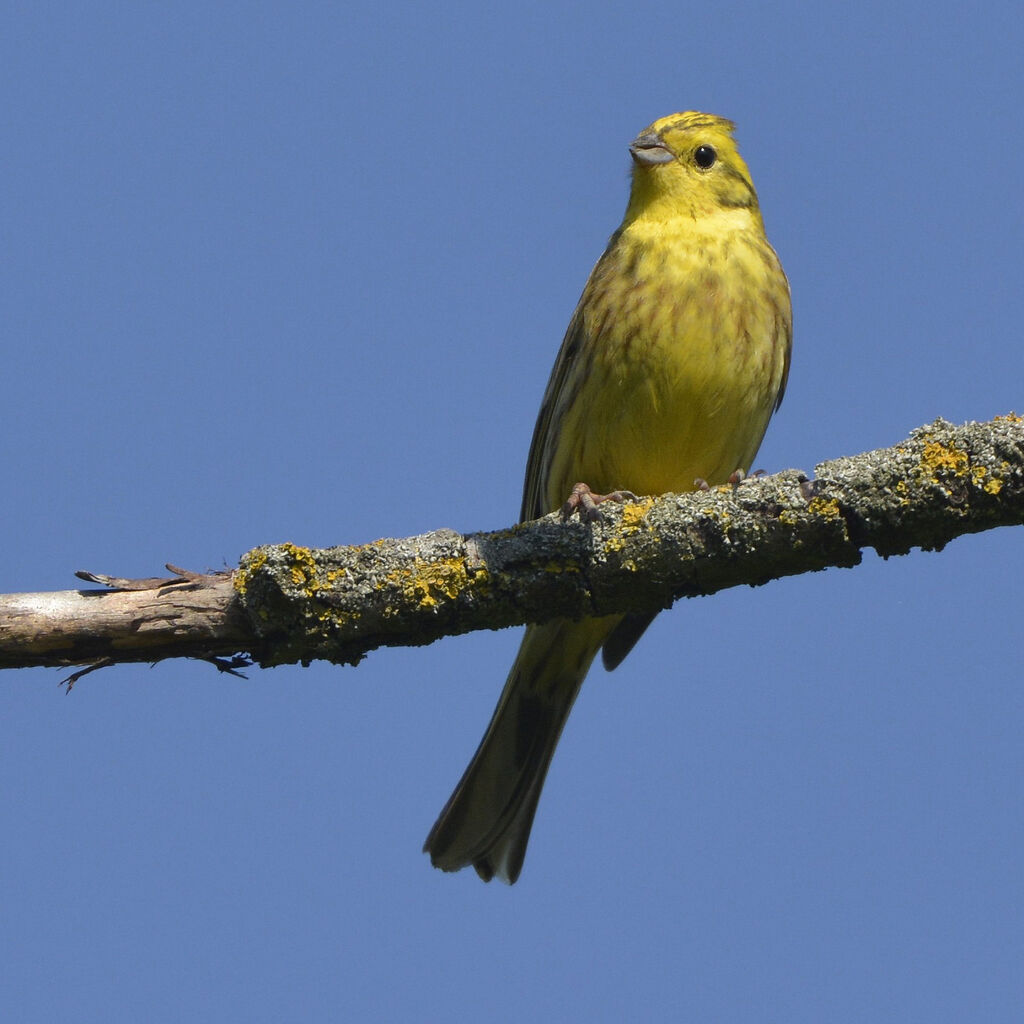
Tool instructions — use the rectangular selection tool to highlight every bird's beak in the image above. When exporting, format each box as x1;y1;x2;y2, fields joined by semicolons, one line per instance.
629;132;674;166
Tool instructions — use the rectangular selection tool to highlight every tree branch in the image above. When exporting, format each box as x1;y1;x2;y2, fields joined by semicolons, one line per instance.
2;416;1021;676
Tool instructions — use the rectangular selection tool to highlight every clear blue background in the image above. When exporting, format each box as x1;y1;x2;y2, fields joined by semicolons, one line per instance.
3;2;1023;1021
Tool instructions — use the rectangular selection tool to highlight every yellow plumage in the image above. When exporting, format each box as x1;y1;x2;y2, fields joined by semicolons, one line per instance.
425;112;792;883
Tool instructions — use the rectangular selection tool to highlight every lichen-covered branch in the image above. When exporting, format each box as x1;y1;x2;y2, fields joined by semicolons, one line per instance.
1;416;1021;675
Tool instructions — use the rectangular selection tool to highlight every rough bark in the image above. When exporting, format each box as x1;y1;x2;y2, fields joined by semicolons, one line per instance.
1;416;1021;678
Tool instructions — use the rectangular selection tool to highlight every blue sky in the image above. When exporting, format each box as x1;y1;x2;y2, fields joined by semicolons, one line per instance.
3;2;1023;1021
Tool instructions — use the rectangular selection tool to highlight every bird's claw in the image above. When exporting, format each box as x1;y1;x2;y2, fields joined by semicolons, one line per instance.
694;467;762;492
561;483;636;522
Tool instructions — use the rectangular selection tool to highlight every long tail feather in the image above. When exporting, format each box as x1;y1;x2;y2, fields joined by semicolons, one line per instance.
425;616;619;883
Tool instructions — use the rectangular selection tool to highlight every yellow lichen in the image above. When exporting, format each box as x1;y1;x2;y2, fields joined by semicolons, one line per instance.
976;461;1010;495
388;556;478;610
920;440;970;479
601;497;655;556
543;560;581;573
275;543;347;599
620;497;655;531
317;607;361;629
807;497;842;521
246;550;268;572
234;549;269;595
699;506;731;524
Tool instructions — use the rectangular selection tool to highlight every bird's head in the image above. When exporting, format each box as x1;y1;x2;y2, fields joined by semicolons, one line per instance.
625;112;762;227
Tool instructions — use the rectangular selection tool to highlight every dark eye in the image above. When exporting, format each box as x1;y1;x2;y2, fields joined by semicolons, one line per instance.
694;144;717;169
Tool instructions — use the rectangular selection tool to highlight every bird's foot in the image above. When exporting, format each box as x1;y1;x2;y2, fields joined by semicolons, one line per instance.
561;482;637;522
694;468;764;491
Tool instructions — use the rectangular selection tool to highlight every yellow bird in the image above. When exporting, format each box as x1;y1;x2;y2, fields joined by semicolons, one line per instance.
425;112;792;883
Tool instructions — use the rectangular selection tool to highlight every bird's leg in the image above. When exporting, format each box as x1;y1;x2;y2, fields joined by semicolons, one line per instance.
561;482;637;522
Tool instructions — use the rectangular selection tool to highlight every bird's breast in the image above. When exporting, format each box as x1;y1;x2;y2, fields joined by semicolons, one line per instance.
543;226;790;506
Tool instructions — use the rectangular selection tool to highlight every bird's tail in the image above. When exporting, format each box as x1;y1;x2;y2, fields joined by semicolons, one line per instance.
424;615;620;883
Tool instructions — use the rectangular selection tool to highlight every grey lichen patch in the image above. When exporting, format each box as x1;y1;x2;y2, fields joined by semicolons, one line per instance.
238;531;492;666
814;416;1024;557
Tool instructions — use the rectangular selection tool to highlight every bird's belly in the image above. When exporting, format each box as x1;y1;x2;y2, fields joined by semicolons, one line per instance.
545;312;781;506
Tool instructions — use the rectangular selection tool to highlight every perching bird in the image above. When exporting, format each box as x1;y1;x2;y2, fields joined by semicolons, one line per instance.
424;112;792;883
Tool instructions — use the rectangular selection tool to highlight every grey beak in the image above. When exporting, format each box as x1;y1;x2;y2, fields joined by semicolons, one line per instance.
629;132;675;166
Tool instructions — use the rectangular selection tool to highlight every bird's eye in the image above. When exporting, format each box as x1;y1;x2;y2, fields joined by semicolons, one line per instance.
694;145;717;169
